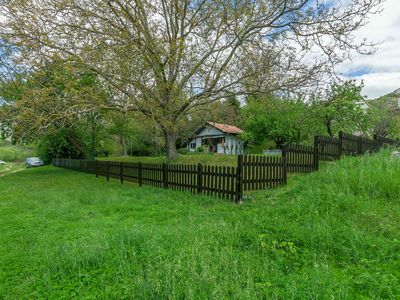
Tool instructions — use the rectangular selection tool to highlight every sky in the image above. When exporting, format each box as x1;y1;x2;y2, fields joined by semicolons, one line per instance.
336;0;400;99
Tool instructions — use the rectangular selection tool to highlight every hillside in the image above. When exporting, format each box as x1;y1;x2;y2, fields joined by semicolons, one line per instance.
369;88;400;110
0;150;399;298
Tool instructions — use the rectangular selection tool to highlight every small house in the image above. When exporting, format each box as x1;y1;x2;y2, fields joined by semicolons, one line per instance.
187;122;244;154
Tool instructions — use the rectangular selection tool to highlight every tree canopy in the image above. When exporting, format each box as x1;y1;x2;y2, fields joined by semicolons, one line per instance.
0;0;383;159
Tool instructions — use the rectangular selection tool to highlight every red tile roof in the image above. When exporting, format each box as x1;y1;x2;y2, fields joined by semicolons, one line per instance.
207;122;243;134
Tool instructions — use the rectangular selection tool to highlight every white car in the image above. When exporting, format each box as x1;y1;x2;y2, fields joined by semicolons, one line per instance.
0;160;5;165
25;157;44;168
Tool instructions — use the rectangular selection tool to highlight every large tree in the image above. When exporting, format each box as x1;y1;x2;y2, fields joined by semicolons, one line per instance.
310;80;374;137
0;58;107;154
241;96;317;148
0;0;382;159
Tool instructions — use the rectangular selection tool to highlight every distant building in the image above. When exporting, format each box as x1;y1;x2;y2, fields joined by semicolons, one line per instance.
187;122;244;154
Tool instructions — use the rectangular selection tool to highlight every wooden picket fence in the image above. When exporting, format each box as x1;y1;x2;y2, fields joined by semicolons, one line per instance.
285;144;317;173
241;155;286;191
53;158;241;202
53;132;398;203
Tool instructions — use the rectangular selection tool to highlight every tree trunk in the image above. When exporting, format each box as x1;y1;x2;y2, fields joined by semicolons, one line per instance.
118;134;127;156
121;135;127;156
325;117;334;137
164;131;177;160
274;137;284;149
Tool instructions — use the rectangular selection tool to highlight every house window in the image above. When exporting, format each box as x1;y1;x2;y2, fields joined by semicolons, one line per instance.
190;142;196;149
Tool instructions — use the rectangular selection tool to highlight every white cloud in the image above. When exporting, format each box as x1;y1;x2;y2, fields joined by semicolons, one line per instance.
336;0;400;98
342;72;400;99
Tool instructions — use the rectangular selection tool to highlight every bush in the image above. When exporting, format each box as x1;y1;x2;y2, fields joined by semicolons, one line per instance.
38;129;85;163
196;146;204;152
177;148;189;155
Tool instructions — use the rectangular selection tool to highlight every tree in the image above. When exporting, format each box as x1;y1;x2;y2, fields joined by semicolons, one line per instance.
0;57;107;156
241;96;316;148
368;90;400;139
310;80;374;137
1;0;382;159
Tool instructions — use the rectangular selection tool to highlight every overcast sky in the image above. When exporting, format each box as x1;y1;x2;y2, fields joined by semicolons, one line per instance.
337;0;400;99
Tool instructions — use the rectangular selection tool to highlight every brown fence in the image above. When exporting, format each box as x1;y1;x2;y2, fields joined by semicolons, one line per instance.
53;158;240;202
285;144;317;173
315;135;341;161
242;155;286;191
374;135;399;146
53;131;398;203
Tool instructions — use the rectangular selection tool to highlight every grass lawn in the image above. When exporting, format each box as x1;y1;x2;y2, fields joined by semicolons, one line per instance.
0;150;399;298
0;162;25;177
99;153;239;166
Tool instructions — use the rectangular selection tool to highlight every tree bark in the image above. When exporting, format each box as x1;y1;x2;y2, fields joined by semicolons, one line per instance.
121;135;127;156
326;119;334;137
325;116;333;137
164;131;177;160
117;134;127;156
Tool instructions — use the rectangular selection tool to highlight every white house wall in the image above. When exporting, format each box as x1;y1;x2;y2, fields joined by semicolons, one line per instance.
186;125;244;154
224;135;244;155
187;138;202;151
196;126;224;137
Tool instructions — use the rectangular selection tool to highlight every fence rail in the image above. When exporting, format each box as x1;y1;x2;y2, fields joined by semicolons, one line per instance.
315;135;341;161
285;143;317;173
53;131;397;203
53;158;240;202
242;155;286;191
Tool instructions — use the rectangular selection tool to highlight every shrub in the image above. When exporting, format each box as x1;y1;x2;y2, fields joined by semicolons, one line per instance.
177;148;189;155
38;129;85;163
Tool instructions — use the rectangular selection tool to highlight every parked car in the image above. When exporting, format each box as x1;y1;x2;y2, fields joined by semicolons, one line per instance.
25;157;44;168
0;160;5;165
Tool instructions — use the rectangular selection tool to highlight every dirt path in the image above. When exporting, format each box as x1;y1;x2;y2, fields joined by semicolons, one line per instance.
0;163;25;177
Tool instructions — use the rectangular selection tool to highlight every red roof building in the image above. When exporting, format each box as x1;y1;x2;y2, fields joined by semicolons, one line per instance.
187;122;244;154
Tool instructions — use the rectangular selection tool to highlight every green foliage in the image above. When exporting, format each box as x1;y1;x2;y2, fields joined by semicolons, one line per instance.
311;80;374;136
177;147;189;155
0;57;107;144
368;89;400;139
241;96;318;148
38;129;84;163
0;150;399;298
0;144;34;162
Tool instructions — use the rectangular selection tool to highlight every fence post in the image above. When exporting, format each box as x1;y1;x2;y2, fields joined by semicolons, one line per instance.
162;162;168;189
236;155;243;203
138;162;142;187
197;163;202;194
106;161;110;181
338;131;344;158
95;160;99;178
120;162;124;184
282;148;287;185
313;136;319;171
358;137;363;155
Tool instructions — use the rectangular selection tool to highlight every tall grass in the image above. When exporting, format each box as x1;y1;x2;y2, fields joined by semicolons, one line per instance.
0;149;399;298
0;145;35;162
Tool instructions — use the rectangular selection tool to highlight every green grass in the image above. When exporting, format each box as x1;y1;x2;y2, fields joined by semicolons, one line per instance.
0;145;35;162
0;162;25;177
0;150;399;298
99;153;239;166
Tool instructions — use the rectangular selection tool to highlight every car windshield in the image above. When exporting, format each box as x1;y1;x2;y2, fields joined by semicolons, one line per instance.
28;157;41;162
